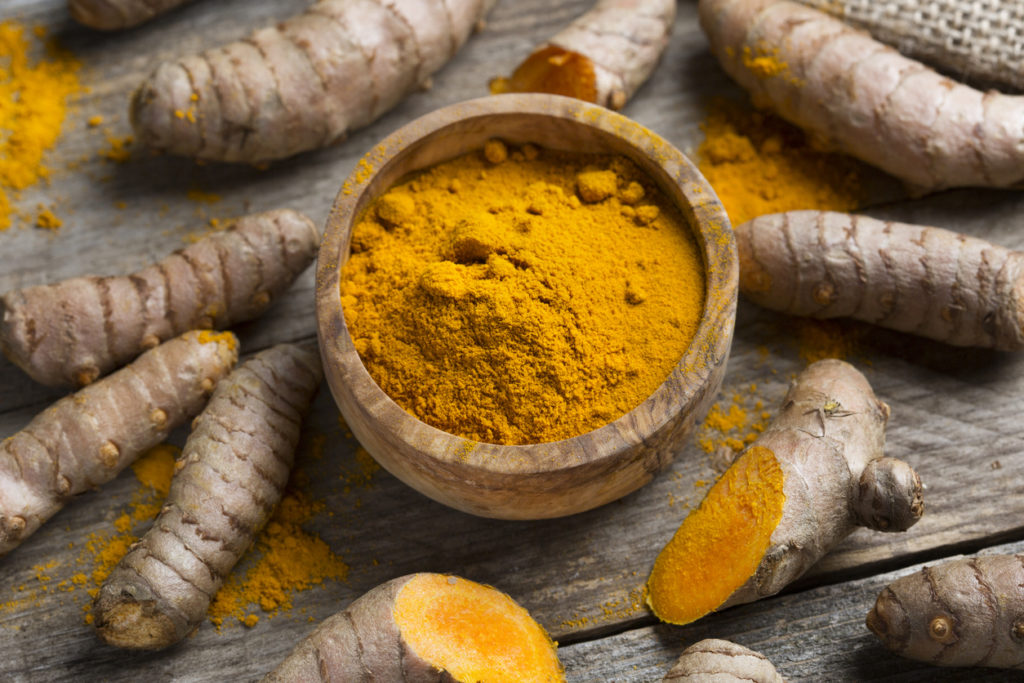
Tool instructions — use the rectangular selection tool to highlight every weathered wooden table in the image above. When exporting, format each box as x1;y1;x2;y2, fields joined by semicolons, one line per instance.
2;1;1023;680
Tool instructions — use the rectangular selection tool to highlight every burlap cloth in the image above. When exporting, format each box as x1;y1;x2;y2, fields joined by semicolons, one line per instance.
797;0;1024;91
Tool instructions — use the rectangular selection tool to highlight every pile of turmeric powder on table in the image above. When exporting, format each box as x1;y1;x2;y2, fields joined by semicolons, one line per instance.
0;20;81;230
341;140;706;445
696;98;865;226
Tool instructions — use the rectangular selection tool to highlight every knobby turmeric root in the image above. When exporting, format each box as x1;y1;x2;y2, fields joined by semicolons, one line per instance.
663;639;783;682
0;330;238;556
263;573;564;682
68;0;196;30
736;210;1024;350
0;209;317;388
93;343;321;650
699;0;1024;191
131;0;497;164
490;0;675;110
647;359;923;626
867;554;1024;669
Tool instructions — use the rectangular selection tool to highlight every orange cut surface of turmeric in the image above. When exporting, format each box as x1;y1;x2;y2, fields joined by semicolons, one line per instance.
490;45;598;102
394;574;563;682
647;445;785;625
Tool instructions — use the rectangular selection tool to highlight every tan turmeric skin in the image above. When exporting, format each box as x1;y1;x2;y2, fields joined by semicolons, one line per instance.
341;141;705;445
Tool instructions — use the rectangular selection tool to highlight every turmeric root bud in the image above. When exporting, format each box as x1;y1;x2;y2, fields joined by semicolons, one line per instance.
868;554;1024;669
855;457;923;533
264;573;564;682
663;639;783;682
647;360;923;626
0;209;317;388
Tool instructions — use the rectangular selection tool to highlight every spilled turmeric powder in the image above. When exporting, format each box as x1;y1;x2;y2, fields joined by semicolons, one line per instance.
342;140;706;444
0;20;81;230
207;485;348;629
697;98;864;226
696;384;770;459
796;318;864;366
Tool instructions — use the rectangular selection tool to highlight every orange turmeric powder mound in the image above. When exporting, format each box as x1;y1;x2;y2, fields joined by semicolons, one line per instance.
207;489;348;628
647;445;785;625
697;98;864;226
0;21;82;231
394;574;563;683
342;143;705;444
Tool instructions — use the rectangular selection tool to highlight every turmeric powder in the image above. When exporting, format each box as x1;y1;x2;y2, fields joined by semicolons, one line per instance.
206;485;349;629
0;21;82;230
697;98;864;226
341;141;705;445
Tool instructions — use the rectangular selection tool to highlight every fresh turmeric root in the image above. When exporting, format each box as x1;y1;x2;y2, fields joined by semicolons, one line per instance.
93;343;321;650
699;0;1024;191
131;0;497;164
647;359;923;626
736;210;1024;350
664;639;783;682
68;0;196;30
489;0;676;110
263;573;564;682
0;330;238;556
0;209;317;388
867;554;1024;669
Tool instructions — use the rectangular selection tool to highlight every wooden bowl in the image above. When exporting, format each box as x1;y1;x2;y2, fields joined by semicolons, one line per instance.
316;94;736;520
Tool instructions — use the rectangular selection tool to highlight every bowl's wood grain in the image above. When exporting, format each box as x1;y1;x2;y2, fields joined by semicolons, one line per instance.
316;94;737;519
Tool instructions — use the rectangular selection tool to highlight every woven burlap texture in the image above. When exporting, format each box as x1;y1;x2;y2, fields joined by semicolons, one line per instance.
797;0;1024;91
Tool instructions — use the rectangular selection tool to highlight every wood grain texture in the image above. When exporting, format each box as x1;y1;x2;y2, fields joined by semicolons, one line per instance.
317;93;736;519
1;1;1023;681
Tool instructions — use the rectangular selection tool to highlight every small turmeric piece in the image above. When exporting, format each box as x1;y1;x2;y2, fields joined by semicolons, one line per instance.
490;0;675;110
663;639;783;682
0;330;238;556
737;210;1024;350
647;359;923;625
263;573;564;682
0;209;317;388
867;554;1024;669
93;343;322;650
